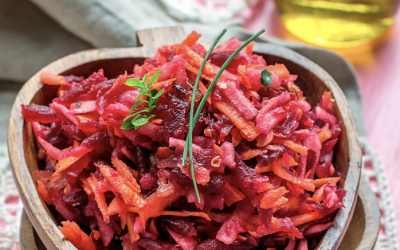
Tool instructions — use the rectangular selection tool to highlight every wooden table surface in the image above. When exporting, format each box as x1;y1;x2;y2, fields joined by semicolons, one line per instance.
240;1;400;245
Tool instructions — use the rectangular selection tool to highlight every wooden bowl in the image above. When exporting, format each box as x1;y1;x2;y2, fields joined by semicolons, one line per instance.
8;26;361;250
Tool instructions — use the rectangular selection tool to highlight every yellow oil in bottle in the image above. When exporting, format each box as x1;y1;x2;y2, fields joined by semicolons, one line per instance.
275;0;399;48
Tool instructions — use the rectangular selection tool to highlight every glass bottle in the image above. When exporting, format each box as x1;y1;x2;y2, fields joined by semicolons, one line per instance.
275;0;400;48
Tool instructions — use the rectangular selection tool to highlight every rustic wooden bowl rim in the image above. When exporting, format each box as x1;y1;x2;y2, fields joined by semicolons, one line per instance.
7;26;361;250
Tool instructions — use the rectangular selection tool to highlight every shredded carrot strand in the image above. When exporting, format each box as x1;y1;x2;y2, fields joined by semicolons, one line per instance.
55;153;88;174
256;156;297;173
272;138;309;155
181;31;202;47
40;71;69;86
151;119;164;125
160;211;211;221
290;211;327;227
127;212;140;243
213;96;259;141
318;123;333;143
87;174;109;223
313;177;341;187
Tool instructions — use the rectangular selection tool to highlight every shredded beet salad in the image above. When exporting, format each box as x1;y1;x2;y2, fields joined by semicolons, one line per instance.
22;31;346;250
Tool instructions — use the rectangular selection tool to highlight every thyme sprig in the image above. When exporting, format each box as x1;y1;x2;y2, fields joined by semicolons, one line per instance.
121;71;164;130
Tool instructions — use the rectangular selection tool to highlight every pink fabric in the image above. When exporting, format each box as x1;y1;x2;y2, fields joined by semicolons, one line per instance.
240;0;400;243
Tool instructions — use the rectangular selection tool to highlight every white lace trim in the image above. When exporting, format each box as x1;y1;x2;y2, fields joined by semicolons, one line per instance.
0;138;396;249
360;137;399;250
0;144;22;250
159;0;253;23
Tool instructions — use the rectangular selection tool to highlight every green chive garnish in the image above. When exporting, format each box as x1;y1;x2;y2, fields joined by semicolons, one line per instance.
182;29;227;203
183;29;266;203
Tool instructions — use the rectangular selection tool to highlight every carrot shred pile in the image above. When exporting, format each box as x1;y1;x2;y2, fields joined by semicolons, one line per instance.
24;31;345;250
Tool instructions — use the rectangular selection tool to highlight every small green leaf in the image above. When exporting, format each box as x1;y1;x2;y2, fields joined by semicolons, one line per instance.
129;100;148;111
260;69;272;90
142;74;149;85
131;115;150;130
150;88;158;97
125;78;142;88
150;71;162;84
121;119;135;130
123;109;148;121
134;91;147;99
153;88;164;99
